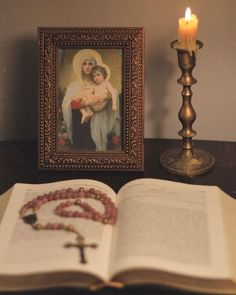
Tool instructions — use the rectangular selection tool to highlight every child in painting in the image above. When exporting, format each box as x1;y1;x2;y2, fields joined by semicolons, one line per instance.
91;65;117;112
79;65;118;123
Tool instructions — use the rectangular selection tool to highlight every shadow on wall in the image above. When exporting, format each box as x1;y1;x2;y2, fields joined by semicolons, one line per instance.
146;45;175;138
5;38;37;140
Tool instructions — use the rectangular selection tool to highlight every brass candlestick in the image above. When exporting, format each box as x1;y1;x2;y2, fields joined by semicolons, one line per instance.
160;40;215;177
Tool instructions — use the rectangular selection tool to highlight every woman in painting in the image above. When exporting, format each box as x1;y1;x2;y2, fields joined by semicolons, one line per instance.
62;49;120;151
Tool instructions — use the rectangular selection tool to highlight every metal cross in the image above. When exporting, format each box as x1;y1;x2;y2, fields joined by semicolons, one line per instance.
64;237;98;264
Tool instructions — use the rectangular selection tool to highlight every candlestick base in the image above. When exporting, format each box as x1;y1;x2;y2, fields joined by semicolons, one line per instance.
160;148;215;177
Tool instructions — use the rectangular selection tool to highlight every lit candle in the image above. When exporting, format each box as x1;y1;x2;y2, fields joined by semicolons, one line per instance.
178;7;198;52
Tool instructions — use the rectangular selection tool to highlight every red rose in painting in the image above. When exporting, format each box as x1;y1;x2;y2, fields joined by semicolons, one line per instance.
112;135;120;146
58;138;66;146
71;99;83;110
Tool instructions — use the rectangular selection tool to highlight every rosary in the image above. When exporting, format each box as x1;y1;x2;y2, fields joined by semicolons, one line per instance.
19;187;118;264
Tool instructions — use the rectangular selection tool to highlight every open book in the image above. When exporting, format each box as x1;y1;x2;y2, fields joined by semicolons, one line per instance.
0;178;236;294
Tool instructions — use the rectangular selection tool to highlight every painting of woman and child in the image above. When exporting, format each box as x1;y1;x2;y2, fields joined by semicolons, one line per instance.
56;48;122;153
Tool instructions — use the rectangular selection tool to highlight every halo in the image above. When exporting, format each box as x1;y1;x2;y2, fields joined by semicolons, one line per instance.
73;49;103;75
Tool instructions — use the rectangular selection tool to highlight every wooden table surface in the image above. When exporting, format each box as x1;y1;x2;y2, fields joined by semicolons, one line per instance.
0;139;235;295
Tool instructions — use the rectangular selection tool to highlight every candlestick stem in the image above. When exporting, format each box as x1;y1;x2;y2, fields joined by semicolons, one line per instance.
160;40;214;177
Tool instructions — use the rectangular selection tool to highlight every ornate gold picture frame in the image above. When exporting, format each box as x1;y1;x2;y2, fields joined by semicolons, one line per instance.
38;27;144;170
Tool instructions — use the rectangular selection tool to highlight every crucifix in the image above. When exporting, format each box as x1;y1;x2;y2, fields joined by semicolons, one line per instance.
64;236;98;264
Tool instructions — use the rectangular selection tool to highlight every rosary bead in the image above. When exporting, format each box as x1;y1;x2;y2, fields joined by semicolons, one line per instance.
88;188;95;194
84;191;90;198
92;212;101;221
103;199;110;205
94;194;101;200
27;201;33;207
51;223;58;230
89;207;96;214
33;223;43;230
73;211;80;217
81;202;90;210
47;195;53;201
59;194;65;199
102;218;108;224
86;212;93;219
72;192;79;198
78;191;86;198
75;199;81;205
19;207;28;217
52;194;59;200
66;188;73;193
42;197;48;204
66;224;75;231
77;235;85;241
66;192;73;199
45;223;53;229
104;207;111;217
58;223;65;230
36;200;43;207
65;200;73;206
80;212;86;218
111;207;117;217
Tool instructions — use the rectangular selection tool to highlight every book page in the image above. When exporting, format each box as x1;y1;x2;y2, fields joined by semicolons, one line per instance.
110;178;231;281
0;179;116;282
219;190;236;279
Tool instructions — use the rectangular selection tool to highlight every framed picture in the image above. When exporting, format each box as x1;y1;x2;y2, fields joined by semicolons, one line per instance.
38;27;144;170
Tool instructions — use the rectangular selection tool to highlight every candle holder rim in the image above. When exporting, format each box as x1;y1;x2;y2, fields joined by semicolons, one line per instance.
171;40;203;50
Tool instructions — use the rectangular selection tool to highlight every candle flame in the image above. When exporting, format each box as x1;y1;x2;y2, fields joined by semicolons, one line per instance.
185;7;191;21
